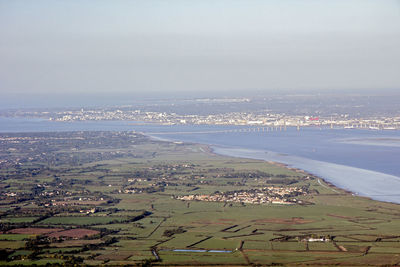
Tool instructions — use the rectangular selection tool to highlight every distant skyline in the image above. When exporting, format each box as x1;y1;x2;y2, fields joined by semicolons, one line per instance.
1;0;400;99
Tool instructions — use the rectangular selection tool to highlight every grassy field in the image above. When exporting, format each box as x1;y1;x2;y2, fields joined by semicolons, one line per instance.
38;216;130;226
1;131;400;266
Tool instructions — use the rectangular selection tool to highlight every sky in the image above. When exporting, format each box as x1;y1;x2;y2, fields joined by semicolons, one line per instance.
1;0;400;103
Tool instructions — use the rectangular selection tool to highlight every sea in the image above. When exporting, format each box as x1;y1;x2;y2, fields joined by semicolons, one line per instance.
1;117;400;204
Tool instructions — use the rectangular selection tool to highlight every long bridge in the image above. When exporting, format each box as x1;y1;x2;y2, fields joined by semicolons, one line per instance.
143;124;398;135
145;126;291;135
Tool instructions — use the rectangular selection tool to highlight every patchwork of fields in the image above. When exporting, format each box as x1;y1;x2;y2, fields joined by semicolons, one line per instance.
0;132;400;266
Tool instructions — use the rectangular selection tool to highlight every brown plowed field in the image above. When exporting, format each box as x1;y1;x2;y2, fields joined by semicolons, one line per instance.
47;228;99;238
7;228;63;235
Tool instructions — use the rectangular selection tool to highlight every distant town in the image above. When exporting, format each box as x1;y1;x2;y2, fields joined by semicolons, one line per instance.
2;105;399;130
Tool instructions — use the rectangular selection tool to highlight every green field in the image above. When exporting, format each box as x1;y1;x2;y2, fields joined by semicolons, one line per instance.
38;216;130;226
1;131;400;266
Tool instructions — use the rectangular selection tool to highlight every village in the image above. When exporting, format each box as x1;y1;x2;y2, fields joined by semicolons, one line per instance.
175;186;307;205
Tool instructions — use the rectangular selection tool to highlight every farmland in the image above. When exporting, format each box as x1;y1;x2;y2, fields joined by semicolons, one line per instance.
1;131;400;266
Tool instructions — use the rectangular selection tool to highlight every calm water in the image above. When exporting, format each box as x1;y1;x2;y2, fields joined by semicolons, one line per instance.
1;117;400;203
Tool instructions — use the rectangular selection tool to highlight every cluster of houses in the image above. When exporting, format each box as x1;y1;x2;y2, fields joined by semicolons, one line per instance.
176;186;306;205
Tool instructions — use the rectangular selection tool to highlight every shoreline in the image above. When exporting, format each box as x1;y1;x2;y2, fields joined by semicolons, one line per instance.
146;132;400;205
0;123;398;205
207;145;349;195
263;160;352;196
204;144;400;205
209;145;400;205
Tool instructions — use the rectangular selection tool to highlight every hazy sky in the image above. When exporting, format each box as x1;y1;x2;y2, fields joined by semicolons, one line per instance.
1;0;400;97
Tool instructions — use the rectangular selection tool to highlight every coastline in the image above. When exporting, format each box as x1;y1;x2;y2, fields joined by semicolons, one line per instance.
206;145;352;197
210;145;400;204
265;160;355;197
0;117;398;204
146;132;400;204
148;132;358;201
